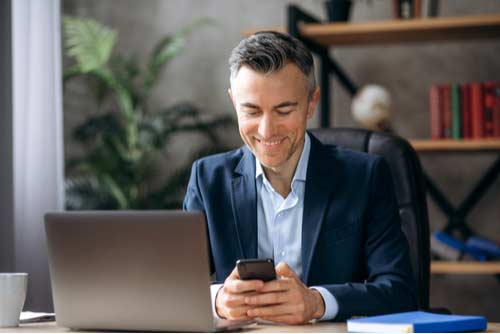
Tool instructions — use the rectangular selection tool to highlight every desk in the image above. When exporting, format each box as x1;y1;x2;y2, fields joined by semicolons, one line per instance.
2;321;500;333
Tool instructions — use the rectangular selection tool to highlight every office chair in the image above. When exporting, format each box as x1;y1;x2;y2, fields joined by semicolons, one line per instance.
310;127;431;311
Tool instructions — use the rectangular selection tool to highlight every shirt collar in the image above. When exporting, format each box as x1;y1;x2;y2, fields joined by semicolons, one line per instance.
255;132;311;183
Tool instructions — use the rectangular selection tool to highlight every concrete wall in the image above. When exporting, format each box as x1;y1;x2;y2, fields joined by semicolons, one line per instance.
63;0;500;320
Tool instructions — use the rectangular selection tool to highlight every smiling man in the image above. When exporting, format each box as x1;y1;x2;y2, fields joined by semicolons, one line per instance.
183;31;417;324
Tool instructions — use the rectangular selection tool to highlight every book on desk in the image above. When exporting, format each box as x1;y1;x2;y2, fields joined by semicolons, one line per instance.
347;311;487;333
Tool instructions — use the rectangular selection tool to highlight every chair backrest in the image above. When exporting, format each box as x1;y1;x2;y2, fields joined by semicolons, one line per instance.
310;127;430;310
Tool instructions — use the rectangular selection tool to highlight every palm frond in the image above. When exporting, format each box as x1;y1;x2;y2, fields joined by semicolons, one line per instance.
63;64;84;83
101;174;129;209
108;54;141;107
63;16;116;72
65;175;118;209
165;115;235;145
139;103;200;148
72;113;123;143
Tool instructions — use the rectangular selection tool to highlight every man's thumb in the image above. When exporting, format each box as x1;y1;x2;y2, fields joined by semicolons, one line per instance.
275;261;296;278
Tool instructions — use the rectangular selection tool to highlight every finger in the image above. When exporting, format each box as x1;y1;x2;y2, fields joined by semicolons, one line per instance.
258;277;292;293
259;315;298;325
220;290;248;307
223;305;255;320
245;291;288;306
275;261;298;279
247;304;295;318
225;278;264;293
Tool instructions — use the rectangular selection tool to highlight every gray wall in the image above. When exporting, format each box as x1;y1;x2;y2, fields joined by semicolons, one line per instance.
63;0;500;320
0;0;14;273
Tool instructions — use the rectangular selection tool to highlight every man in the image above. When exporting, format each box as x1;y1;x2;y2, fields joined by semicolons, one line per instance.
183;31;417;324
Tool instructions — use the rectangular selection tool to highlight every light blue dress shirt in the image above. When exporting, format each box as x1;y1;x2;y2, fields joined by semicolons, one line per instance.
255;133;338;321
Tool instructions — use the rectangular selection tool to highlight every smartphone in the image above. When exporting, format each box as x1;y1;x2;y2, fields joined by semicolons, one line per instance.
236;258;276;282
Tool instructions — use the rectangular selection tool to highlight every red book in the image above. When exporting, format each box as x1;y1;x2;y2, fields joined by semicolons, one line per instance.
460;83;472;139
441;84;451;139
429;84;441;139
413;0;422;17
494;82;500;138
392;0;401;18
483;82;496;138
470;82;484;139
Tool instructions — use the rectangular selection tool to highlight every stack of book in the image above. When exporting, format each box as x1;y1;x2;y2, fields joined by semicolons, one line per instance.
392;0;439;19
428;82;500;140
392;0;422;19
430;231;500;261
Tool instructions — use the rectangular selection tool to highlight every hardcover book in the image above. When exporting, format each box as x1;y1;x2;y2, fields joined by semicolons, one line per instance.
466;236;500;259
432;231;487;261
460;83;472;139
429;84;441;139
495;82;500;137
470;83;484;139
347;311;487;333
451;84;462;139
442;85;451;138
483;82;496;138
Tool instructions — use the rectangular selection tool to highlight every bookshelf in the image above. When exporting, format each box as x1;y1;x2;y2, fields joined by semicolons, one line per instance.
431;261;500;274
410;139;500;152
246;7;500;276
244;14;500;46
298;14;500;45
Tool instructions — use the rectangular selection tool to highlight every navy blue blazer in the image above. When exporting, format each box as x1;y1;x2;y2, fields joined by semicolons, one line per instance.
183;132;417;321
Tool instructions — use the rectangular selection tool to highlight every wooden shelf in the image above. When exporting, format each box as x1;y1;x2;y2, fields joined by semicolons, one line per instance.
431;261;500;274
409;139;500;152
244;14;500;46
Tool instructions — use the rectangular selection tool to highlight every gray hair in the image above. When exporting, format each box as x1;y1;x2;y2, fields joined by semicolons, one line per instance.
229;31;316;98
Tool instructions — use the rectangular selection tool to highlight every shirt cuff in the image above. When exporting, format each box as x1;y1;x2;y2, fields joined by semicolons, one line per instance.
310;286;339;321
210;283;224;320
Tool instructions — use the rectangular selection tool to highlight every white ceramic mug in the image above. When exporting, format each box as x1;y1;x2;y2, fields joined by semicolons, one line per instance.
0;273;28;327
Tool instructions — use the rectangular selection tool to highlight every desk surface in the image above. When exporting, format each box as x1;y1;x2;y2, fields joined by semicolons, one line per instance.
3;321;500;333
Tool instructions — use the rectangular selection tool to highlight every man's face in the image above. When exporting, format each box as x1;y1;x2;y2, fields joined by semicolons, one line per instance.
229;63;320;173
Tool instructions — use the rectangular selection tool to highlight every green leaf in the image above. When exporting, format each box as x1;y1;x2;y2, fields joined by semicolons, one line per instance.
72;113;123;143
63;64;85;83
63;16;117;72
65;175;118;209
101;174;129;209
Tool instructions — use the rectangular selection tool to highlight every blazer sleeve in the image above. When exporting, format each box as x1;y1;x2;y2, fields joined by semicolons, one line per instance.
322;157;418;321
183;160;216;276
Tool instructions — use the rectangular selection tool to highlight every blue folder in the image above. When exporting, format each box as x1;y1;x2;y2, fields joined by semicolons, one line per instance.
347;311;487;333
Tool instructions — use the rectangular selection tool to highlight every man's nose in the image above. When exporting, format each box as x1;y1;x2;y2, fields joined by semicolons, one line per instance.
258;113;275;139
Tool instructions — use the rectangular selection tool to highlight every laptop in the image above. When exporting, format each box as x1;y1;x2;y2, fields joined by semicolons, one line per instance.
44;210;254;332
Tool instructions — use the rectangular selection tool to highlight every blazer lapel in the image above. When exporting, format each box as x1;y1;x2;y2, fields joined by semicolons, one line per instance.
231;148;258;259
302;135;338;283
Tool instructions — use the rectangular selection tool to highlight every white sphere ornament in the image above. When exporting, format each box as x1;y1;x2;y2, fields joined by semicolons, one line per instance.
351;84;392;131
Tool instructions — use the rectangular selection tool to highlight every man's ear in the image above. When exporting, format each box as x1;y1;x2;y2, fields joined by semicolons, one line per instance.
307;86;320;119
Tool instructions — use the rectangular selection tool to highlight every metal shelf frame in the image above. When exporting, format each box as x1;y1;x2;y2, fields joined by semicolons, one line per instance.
287;5;500;240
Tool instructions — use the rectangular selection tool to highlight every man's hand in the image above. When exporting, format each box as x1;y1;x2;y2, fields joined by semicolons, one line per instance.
244;262;325;325
215;266;264;320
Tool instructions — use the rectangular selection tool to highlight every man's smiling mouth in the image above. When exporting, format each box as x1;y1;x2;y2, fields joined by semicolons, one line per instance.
255;137;285;146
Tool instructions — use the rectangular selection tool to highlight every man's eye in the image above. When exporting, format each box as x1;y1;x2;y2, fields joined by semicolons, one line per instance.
277;109;293;115
243;110;260;116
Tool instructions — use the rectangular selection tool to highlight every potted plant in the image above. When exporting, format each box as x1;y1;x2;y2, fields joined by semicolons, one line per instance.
63;16;233;209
